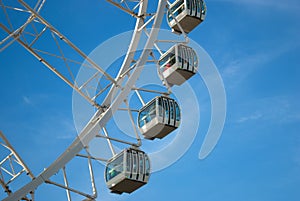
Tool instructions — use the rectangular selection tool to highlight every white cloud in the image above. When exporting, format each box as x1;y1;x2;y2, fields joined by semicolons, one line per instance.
237;112;263;123
22;93;53;106
221;52;268;89
221;40;300;89
22;96;32;105
235;96;300;124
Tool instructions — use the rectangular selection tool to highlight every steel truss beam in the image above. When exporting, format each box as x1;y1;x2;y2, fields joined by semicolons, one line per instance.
105;0;142;17
1;0;191;200
44;147;99;201
0;131;35;201
1;0;117;109
3;1;167;200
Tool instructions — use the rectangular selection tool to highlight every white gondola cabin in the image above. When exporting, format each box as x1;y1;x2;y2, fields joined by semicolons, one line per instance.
105;147;150;194
167;0;207;34
159;44;198;86
138;96;180;140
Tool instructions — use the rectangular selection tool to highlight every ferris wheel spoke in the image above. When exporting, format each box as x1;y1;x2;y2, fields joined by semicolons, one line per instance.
124;99;142;146
102;0;148;106
102;127;117;156
0;0;45;51
3;1;167;200
1;0;211;199
133;86;171;96
102;0;169;107
0;0;16;31
96;134;139;147
18;0;117;84
105;0;142;18
1;0;123;109
43;147;99;201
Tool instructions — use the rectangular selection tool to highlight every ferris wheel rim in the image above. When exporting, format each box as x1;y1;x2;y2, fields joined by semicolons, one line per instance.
2;1;168;200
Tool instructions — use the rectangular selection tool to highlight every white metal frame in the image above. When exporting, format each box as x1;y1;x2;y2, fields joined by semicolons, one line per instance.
0;0;203;199
0;131;35;201
1;0;168;200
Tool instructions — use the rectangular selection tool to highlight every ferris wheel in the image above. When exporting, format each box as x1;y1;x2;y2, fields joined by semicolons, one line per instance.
0;0;207;200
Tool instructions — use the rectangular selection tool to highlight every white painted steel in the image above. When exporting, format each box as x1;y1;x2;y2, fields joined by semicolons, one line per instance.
3;1;167;200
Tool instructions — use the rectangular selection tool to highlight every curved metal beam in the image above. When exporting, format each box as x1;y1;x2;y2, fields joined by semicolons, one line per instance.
3;1;167;200
102;0;148;106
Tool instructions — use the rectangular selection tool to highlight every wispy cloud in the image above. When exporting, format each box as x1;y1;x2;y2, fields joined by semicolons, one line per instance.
237;112;263;123
21;93;53;107
235;96;300;124
22;96;33;105
221;40;300;89
221;53;265;88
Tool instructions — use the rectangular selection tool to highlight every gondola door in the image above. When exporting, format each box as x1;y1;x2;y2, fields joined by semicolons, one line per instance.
162;98;170;125
186;47;192;72
191;0;197;16
175;101;181;127
177;45;183;69
125;150;131;179
137;152;145;182
131;150;138;180
157;97;164;123
196;0;201;18
182;46;188;70
169;100;175;126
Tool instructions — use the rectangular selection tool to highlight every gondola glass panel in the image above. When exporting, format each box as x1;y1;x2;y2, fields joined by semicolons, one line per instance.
159;44;198;86
175;102;180;122
106;154;123;182
105;148;150;194
138;96;181;140
167;0;207;34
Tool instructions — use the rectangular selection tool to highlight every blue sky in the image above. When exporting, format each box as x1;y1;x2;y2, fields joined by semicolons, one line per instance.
1;0;300;201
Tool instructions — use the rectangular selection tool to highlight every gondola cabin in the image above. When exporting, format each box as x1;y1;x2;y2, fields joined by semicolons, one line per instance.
159;44;198;86
167;0;207;34
105;148;150;194
138;96;180;140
